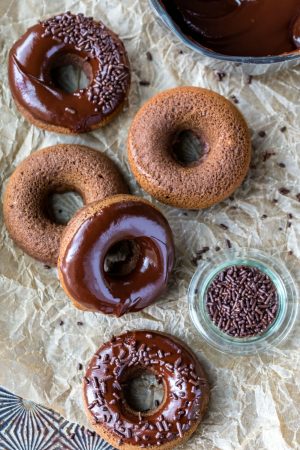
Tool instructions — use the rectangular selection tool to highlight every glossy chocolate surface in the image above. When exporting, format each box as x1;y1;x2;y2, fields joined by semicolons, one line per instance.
60;200;175;316
160;0;300;57
8;13;130;132
83;330;209;447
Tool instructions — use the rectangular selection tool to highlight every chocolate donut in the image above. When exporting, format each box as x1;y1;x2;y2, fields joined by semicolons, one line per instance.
58;195;175;316
8;12;130;134
128;87;251;209
83;330;209;449
3;144;128;265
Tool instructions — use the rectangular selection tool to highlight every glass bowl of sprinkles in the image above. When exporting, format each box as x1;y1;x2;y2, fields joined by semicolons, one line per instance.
188;248;298;355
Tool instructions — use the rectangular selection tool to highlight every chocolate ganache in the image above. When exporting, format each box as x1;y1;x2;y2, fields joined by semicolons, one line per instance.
59;196;175;316
160;0;300;57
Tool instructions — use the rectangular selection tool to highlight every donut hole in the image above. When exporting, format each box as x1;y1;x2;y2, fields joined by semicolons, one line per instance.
171;129;209;167
122;369;165;413
104;239;141;278
50;53;92;93
45;191;84;225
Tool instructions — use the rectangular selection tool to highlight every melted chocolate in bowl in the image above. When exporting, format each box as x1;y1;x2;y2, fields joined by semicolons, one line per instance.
160;0;300;57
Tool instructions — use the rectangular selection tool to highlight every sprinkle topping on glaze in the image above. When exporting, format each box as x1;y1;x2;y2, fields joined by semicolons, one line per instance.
83;330;209;447
42;12;130;114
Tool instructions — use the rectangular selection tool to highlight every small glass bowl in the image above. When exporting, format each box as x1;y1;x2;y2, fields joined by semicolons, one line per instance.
149;0;300;65
188;248;298;355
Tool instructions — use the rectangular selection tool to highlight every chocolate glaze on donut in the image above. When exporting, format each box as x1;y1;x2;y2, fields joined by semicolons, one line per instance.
8;12;130;133
83;330;209;449
160;0;300;57
58;196;175;316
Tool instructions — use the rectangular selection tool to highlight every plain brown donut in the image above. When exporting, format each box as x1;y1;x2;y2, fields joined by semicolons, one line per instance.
3;144;128;265
128;87;251;209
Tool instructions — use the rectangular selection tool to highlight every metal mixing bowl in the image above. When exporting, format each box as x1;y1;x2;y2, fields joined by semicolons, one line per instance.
149;0;300;65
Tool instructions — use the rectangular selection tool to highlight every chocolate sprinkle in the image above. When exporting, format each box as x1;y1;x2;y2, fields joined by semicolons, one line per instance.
263;151;276;162
176;422;183;438
192;246;210;265
196;246;209;256
206;265;278;337
279;188;290;196
216;71;226;81
230;95;239;104
139;80;151;86
225;239;232;249
258;130;266;138
42;12;130;115
219;223;229;230
146;51;153;61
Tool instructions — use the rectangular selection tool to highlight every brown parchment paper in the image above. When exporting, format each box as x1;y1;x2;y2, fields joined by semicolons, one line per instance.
1;1;300;449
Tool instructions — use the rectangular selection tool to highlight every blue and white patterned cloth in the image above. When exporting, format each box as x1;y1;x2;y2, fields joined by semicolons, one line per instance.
0;387;114;450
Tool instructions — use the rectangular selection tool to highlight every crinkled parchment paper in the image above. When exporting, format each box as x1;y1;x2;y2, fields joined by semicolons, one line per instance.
0;1;300;449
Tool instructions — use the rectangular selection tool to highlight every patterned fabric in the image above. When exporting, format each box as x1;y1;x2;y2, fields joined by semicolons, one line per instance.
0;387;114;450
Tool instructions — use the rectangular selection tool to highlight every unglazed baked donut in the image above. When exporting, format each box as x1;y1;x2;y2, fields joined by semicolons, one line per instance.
8;12;130;134
83;330;209;449
128;87;251;209
3;144;128;265
58;195;175;316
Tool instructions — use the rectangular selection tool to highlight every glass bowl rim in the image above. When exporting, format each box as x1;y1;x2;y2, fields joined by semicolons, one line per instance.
149;0;300;65
188;248;298;355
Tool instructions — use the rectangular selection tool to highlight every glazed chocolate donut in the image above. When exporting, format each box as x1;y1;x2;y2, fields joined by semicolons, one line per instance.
83;330;209;449
3;144;128;265
128;87;251;209
58;195;175;316
8;12;130;134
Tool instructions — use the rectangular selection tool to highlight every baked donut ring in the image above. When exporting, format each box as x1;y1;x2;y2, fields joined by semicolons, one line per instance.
8;12;130;134
3;144;128;265
128;87;251;209
58;195;175;316
83;330;209;449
